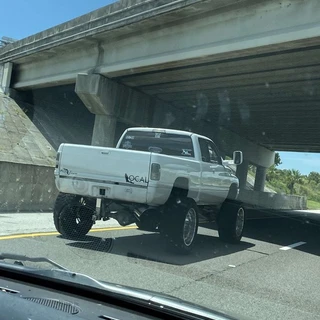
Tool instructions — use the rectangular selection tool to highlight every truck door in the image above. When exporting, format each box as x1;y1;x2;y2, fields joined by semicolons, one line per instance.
198;138;226;204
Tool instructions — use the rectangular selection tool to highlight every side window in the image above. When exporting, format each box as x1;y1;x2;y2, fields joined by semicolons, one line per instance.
198;138;221;164
208;142;221;164
199;138;210;162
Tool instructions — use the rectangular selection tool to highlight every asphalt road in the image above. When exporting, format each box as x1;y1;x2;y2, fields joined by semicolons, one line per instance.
0;211;320;320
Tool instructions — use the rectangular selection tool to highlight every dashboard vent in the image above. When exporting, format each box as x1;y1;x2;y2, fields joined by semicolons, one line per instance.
23;297;80;314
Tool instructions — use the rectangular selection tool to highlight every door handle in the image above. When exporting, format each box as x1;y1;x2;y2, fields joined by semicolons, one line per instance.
210;165;217;173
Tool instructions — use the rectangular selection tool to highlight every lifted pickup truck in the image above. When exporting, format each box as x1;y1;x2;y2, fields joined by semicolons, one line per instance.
54;127;245;253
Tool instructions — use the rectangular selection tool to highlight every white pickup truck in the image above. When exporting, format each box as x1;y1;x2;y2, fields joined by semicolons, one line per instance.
53;127;245;253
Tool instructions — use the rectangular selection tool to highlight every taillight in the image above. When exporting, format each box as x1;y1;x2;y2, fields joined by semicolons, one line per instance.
151;163;161;180
55;152;61;169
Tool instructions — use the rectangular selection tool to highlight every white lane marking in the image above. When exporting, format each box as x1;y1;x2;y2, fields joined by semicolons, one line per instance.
279;241;306;251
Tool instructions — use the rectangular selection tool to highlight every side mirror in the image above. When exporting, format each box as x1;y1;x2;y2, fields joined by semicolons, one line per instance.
233;151;243;165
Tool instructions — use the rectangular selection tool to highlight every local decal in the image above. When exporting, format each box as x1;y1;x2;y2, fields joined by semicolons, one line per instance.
61;168;76;175
125;173;149;184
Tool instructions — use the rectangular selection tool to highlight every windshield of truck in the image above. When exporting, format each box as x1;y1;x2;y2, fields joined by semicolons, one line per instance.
119;130;194;157
1;1;320;320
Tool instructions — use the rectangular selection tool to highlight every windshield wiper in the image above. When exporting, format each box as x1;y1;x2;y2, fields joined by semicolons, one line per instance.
0;253;68;270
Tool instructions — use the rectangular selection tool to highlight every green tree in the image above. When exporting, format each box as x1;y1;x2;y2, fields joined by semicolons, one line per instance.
266;153;282;182
308;171;320;184
274;152;282;167
285;169;303;195
266;166;278;182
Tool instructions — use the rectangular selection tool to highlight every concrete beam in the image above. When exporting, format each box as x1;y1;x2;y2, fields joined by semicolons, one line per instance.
219;127;275;168
0;0;205;65
5;0;320;89
0;62;13;94
75;73;152;126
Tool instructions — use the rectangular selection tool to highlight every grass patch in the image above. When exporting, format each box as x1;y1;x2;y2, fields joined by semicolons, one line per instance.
307;200;320;210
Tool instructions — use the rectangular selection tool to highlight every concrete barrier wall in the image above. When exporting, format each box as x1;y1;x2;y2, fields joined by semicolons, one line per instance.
239;189;307;210
0;162;58;212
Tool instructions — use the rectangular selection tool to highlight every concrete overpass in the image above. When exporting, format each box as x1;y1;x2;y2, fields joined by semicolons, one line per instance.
0;0;319;209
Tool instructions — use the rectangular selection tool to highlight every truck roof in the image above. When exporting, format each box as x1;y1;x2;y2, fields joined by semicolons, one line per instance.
127;127;194;137
126;127;213;142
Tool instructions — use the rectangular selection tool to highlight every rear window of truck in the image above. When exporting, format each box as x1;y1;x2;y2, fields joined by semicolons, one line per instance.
119;131;194;158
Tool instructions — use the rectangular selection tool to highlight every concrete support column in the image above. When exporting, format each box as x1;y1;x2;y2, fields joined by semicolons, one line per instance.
91;115;117;147
254;165;267;192
75;73;153;147
236;160;249;190
0;62;13;94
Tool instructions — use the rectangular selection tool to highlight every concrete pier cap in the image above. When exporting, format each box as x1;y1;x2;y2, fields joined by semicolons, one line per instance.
221;127;275;168
75;72;154;147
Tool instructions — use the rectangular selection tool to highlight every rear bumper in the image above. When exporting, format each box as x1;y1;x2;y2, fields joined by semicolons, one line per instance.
55;176;148;203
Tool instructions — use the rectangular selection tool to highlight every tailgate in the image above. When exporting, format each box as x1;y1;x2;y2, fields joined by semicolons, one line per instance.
55;144;151;202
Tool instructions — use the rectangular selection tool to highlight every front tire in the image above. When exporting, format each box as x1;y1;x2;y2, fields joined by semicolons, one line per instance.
53;193;96;238
218;200;245;243
162;198;199;254
227;184;239;201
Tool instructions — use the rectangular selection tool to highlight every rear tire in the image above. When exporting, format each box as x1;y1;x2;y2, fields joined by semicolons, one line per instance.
53;193;96;238
53;193;82;233
162;198;199;254
218;200;245;243
136;208;159;232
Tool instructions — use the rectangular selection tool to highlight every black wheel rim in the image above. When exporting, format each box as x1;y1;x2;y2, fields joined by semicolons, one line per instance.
62;204;93;235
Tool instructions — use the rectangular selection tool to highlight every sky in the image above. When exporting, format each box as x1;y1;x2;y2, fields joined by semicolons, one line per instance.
1;0;117;40
278;152;320;175
1;1;320;175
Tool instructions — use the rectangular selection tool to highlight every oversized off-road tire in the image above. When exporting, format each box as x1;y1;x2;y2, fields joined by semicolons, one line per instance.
227;184;239;201
53;193;96;238
162;198;199;254
218;200;245;244
53;193;80;233
136;208;160;232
